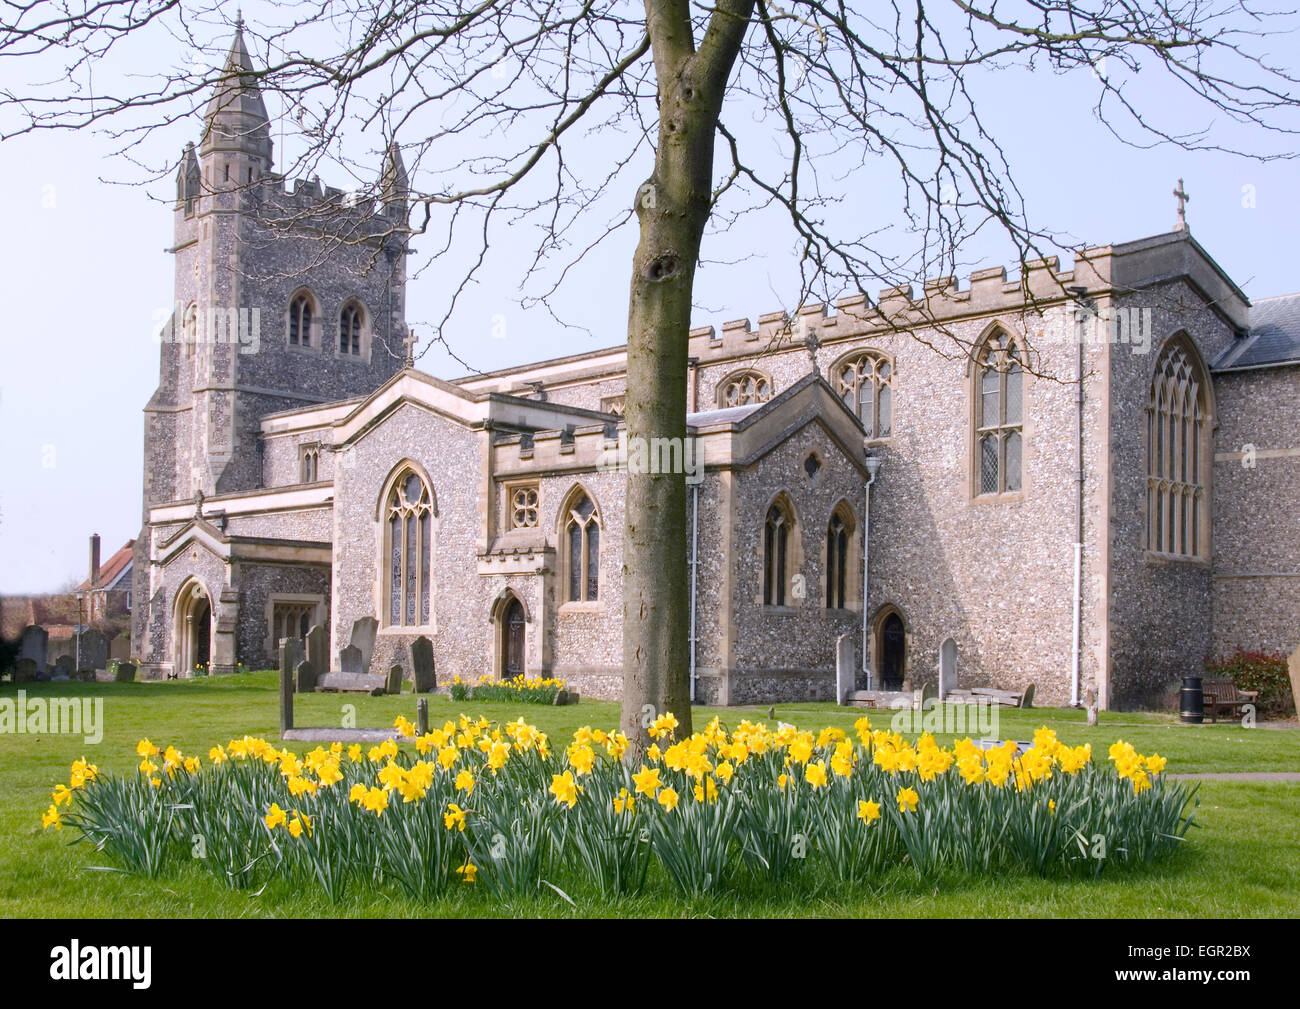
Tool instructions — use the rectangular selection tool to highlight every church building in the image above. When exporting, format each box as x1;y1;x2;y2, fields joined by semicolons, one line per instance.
131;28;1300;709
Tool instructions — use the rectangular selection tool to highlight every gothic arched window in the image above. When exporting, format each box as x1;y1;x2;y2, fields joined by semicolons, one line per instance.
718;370;773;408
563;491;600;602
339;302;363;356
1147;337;1209;557
834;351;892;439
384;469;432;626
973;329;1024;496
289;292;314;347
826;504;854;609
763;498;793;606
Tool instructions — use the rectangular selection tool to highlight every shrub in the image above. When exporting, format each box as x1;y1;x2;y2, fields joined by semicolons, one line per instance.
1205;649;1295;718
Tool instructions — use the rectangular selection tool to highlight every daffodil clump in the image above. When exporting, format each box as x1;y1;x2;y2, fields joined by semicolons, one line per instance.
43;718;1193;903
448;674;567;705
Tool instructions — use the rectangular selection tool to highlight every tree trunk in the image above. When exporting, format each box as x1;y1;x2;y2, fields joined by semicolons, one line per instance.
621;3;753;757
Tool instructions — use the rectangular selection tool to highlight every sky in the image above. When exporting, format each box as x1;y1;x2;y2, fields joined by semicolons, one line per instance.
1;4;1298;593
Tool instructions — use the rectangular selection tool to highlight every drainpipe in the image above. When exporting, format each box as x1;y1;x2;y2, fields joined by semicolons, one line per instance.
861;454;882;689
1068;287;1090;707
688;481;700;702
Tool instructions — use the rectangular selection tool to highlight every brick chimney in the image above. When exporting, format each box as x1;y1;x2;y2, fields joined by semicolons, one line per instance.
89;533;101;588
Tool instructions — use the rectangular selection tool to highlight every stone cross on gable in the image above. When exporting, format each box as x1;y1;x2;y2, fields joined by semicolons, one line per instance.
1173;178;1190;232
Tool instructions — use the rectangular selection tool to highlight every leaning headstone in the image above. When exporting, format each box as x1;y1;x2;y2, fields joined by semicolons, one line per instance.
14;658;38;683
409;636;435;693
349;617;379;672
54;654;75;677
113;660;137;683
19;625;48;672
835;634;855;705
338;644;363;673
52;668;71;683
386;664;404;695
295;659;316;695
304;624;327;677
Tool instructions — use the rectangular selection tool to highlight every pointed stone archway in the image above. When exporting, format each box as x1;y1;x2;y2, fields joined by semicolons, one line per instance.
489;589;529;680
174;578;213;675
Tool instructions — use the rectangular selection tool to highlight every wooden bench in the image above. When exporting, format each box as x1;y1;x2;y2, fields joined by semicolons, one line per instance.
945;684;1035;708
1202;678;1258;723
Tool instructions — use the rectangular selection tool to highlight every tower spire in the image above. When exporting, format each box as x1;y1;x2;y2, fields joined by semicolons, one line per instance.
379;140;409;220
200;22;273;171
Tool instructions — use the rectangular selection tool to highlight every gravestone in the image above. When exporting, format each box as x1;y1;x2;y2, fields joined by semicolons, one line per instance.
80;629;109;672
295;659;316;696
296;656;318;693
19;625;48;673
54;654;74;677
278;638;302;734
338;644;363;674
109;634;131;662
113;660;137;682
410;636;435;693
52;668;70;683
938;638;958;700
14;658;38;683
1288;642;1300;718
349;617;379;673
386;664;404;695
304;624;327;678
835;634;855;705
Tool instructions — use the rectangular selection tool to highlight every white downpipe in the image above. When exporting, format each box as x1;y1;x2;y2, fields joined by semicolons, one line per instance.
689;481;699;703
861;462;879;690
1070;543;1082;707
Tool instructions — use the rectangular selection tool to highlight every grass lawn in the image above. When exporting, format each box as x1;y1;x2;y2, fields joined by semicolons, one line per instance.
2;672;1297;918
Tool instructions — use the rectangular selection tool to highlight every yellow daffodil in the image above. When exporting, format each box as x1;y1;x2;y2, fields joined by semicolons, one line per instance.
657;787;680;811
444;803;467;831
42;805;61;830
857;799;881;822
632;765;662;798
456;862;477;883
549;771;581;809
264;803;287;830
896;786;919;813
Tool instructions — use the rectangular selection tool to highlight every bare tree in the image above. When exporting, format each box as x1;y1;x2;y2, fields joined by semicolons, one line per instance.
4;0;1298;752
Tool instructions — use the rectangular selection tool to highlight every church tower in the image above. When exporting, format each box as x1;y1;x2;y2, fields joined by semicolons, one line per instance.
142;22;409;506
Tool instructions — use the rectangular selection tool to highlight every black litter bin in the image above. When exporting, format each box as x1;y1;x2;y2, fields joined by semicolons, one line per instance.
1180;675;1204;724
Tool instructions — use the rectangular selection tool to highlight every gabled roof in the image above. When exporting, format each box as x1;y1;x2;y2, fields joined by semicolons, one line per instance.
78;539;135;592
687;372;869;473
327;367;620;448
1213;292;1300;371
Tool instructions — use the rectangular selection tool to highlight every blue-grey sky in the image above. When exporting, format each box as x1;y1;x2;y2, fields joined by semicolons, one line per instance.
1;5;1297;592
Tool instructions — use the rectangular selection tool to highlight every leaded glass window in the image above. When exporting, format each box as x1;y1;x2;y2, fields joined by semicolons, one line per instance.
385;470;432;625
